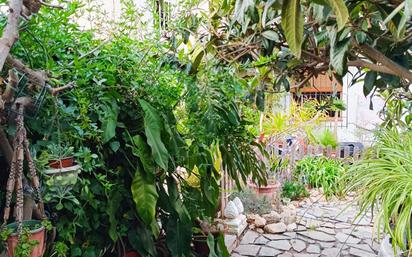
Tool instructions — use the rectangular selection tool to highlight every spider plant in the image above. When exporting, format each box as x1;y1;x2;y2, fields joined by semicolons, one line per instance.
346;129;412;252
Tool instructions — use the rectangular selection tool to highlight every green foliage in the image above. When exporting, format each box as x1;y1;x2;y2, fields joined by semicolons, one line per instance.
295;157;346;198
281;181;309;200
346;129;412;252
3;3;266;256
230;188;273;215
317;129;338;148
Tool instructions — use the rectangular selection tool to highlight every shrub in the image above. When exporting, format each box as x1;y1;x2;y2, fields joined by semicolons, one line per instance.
281;181;309;200
347;129;412;252
230;188;272;215
295;156;346;198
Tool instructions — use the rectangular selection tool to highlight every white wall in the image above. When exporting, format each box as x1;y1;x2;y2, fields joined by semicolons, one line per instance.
322;68;384;146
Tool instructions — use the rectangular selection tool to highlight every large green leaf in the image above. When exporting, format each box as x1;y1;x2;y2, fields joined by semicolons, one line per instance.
131;170;158;225
281;0;304;58
139;99;169;171
363;71;377;96
99;101;119;144
330;37;350;75
324;0;349;30
131;135;155;177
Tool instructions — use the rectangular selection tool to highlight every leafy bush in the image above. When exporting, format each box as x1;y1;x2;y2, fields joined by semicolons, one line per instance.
295;157;346;198
281;181;309;200
230;188;272;215
347;129;412;252
4;3;266;256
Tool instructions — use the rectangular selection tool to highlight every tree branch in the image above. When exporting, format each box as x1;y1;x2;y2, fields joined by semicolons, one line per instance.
348;59;400;76
0;0;23;71
6;55;47;86
358;44;412;82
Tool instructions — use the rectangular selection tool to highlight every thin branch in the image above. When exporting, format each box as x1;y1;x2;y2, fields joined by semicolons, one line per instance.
291;73;314;89
0;0;23;71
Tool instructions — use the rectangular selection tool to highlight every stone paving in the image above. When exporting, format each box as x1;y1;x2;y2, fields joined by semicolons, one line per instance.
232;191;380;257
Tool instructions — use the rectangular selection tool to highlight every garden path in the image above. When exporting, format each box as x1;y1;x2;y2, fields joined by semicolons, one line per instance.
232;192;380;257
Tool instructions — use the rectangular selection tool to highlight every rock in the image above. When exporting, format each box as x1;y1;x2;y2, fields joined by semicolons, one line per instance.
234;244;260;256
294;254;320;257
254;236;269;245
240;230;259;245
256;228;264;234
262;211;281;224
305;219;322;228
291;239;306;252
307;244;321;253
335;232;361;244
317;227;335;235
335;222;351;229
233;197;244;214
264;222;286;234
224;201;239;219
258;246;281;256
262;234;289;240
246;213;259;223
321;247;341;257
277;253;293;257
318;242;335;248
349;247;376;257
281;210;296;224
267;239;291;250
254;215;266;228
286;223;297;232
348;243;374;253
298;231;335;242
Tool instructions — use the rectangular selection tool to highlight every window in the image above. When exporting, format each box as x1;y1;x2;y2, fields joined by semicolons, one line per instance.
292;74;343;118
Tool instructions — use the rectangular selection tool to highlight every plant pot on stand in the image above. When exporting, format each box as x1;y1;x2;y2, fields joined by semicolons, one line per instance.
3;220;46;257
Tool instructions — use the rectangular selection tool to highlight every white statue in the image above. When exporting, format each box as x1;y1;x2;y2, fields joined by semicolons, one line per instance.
224;201;239;219
233;197;244;214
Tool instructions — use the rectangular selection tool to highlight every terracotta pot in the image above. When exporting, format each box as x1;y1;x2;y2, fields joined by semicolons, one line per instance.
49;157;74;169
5;220;46;257
248;181;281;197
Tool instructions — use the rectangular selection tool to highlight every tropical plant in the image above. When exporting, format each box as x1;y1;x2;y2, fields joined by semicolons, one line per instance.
281;181;309;201
346;129;412;252
295;156;346;198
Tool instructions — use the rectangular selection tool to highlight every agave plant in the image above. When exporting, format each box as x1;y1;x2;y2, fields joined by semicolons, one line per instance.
347;129;412;252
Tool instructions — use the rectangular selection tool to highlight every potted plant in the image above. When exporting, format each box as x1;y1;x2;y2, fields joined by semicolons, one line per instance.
37;144;81;189
1;220;50;257
248;151;282;197
46;144;75;169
